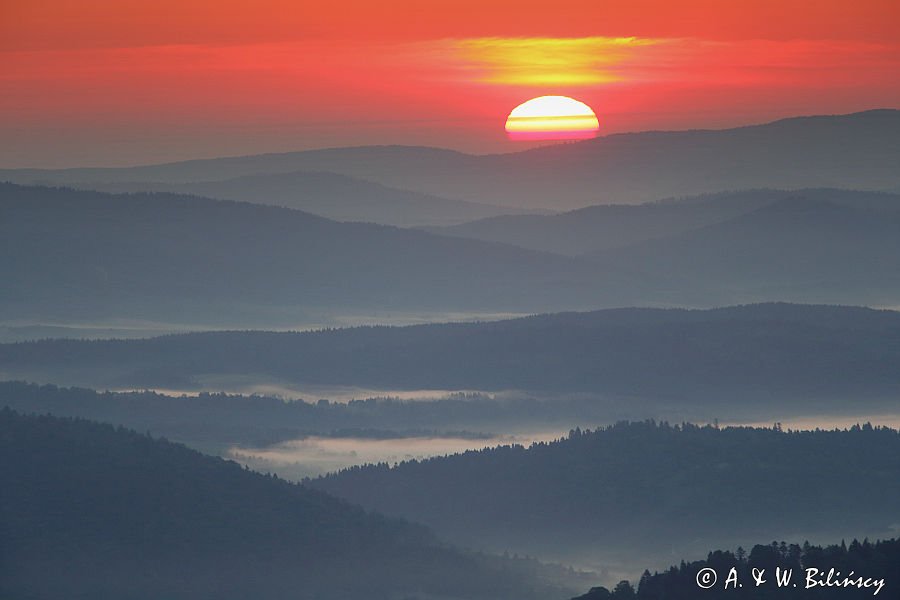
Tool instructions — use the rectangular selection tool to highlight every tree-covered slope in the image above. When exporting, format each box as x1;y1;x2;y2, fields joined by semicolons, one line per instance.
4;303;900;404
311;422;900;567
0;408;571;600
572;537;899;600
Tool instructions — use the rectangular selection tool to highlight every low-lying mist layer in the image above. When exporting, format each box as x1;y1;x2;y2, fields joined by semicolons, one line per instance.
230;431;565;479
311;421;900;580
4;304;900;409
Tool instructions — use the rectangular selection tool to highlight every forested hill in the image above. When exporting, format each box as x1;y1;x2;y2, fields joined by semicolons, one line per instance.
0;381;609;448
0;409;571;600
4;303;900;403
572;537;899;600
311;421;900;566
0;182;617;321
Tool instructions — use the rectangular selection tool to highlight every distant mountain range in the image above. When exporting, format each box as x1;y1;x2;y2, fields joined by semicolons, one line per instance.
4;303;900;407
589;191;900;304
311;421;900;573
0;382;622;451
3;110;898;210
0;409;573;599
0;183;624;322
74;170;533;227
4;183;900;326
427;188;900;256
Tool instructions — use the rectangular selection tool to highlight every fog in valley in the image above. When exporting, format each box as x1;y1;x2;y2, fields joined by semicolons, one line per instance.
229;431;567;479
3;109;900;599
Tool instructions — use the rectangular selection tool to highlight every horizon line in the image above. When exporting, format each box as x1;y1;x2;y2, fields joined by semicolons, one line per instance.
2;107;897;172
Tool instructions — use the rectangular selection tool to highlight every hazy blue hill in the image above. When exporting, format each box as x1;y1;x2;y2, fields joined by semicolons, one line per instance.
4;304;900;405
427;189;900;256
311;421;900;571
3;110;898;210
0;144;477;186
592;194;900;303
0;382;620;450
80;170;528;227
5;182;900;328
427;189;779;255
474;109;900;209
0;408;572;600
0;183;624;321
424;197;753;256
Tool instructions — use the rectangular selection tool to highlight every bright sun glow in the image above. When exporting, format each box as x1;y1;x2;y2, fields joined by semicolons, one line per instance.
505;96;600;141
452;37;657;86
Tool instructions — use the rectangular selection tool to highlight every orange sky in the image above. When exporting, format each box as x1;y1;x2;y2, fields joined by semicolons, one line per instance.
1;0;899;166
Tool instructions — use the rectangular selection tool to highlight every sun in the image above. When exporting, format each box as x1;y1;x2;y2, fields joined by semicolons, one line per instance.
505;96;600;141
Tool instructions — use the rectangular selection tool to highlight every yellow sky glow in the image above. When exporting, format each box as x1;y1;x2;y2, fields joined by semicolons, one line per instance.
453;36;661;85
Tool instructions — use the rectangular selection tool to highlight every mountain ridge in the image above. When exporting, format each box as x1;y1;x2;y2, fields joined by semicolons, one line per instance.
428;188;900;256
0;408;573;599
310;420;900;574
0;182;625;322
67;170;537;227
4;303;900;404
4;109;898;209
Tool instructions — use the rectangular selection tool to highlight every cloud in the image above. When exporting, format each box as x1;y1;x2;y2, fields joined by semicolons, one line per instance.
447;37;662;86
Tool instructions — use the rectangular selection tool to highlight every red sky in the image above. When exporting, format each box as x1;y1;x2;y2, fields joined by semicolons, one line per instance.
2;0;899;167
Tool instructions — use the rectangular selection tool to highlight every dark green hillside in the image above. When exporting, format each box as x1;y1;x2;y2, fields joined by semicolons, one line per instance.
311;421;900;567
0;409;570;600
572;537;899;599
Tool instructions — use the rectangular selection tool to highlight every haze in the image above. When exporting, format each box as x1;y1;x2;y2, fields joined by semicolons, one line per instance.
3;1;900;599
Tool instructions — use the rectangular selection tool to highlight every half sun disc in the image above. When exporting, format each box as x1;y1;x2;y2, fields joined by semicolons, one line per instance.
505;95;600;141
